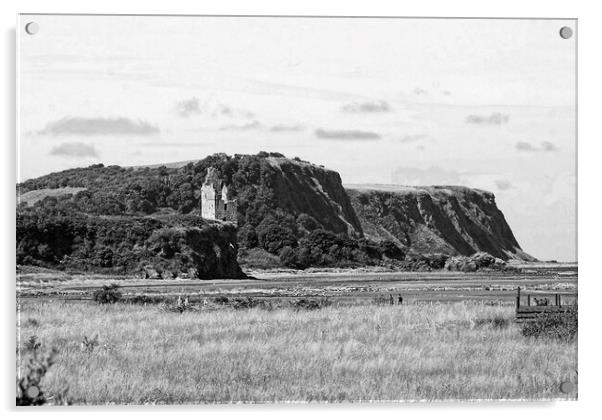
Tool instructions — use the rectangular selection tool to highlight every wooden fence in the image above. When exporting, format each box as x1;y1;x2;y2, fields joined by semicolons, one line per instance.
515;287;577;323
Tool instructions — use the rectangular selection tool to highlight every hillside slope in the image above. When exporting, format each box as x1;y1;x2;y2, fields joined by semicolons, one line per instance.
346;185;534;261
18;153;363;238
17;153;365;268
17;154;534;272
262;156;362;237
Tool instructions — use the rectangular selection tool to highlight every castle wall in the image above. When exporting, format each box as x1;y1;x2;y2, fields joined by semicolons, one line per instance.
224;200;238;222
214;199;238;222
200;170;237;222
201;185;217;220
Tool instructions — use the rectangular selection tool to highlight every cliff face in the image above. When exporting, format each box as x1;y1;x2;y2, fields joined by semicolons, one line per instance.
263;157;363;237
17;153;534;270
16;153;365;273
346;185;534;261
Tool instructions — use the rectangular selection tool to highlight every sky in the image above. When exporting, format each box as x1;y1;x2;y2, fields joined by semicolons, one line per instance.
18;15;576;261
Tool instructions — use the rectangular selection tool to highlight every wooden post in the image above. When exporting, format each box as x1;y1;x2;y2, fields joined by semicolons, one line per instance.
527;294;531;307
516;287;521;309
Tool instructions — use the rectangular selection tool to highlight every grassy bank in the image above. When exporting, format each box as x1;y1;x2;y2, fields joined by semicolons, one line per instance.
17;301;577;403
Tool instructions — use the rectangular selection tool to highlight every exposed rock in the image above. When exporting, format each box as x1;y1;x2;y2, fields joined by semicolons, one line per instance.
346;185;535;261
262;156;363;237
444;252;507;272
17;153;535;273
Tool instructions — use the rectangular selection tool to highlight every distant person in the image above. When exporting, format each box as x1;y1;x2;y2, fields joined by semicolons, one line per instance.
389;294;394;305
398;295;403;305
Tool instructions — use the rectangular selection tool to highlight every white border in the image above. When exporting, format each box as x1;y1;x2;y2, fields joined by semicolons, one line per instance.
3;0;600;418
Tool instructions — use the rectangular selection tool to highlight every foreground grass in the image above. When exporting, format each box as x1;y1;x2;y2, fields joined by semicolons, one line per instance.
17;301;577;403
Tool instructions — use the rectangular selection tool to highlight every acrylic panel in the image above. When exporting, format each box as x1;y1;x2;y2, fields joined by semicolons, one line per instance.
16;15;577;405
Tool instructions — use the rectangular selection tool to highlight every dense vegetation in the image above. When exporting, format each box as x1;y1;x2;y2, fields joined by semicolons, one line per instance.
277;229;404;269
17;152;359;234
522;307;578;342
16;200;243;278
92;284;123;304
17;152;405;272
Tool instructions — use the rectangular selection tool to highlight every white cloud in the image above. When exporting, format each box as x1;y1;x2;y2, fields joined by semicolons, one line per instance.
315;129;381;140
38;117;159;136
50;142;98;158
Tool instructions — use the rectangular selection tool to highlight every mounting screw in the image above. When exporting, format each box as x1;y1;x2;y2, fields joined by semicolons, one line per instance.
559;26;573;40
560;381;575;394
25;22;39;35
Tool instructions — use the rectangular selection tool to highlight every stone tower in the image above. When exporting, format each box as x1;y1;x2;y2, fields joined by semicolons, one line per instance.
200;167;237;221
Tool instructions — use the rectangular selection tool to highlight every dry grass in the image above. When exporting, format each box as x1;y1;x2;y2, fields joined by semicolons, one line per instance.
18;187;87;206
17;301;577;404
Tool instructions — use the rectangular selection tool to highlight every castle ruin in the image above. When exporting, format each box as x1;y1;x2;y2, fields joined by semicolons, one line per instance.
200;167;238;222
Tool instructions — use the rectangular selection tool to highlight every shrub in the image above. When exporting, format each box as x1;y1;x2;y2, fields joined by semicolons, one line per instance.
92;283;122;304
17;346;69;406
238;247;282;269
148;227;185;258
256;217;298;254
80;334;99;353
444;252;505;272
296;213;320;232
231;297;259;309
276;229;394;269
290;297;332;310
22;318;39;328
522;306;578;342
378;240;405;260
214;296;229;305
279;246;297;266
24;335;41;351
122;294;165;305
422;253;449;269
159;296;195;313
474;316;510;329
237;224;259;248
372;296;391;306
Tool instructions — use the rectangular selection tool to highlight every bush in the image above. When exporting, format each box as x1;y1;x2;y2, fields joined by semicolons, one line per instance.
444;252;506;272
296;213;320;232
92;284;122;304
17;346;69;405
279;246;297;266
290;297;332;310
237;224;259;248
80;334;99;353
24;335;41;351
238;247;283;269
160;296;196;313
378;240;405;260
474;316;510;329
122;294;165;305
231;297;259;309
214;296;229;305
522;306;578;342
276;229;398;269
422;253;449;269
256;216;298;254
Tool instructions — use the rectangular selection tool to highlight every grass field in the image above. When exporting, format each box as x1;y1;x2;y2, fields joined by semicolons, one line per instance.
17;299;577;404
